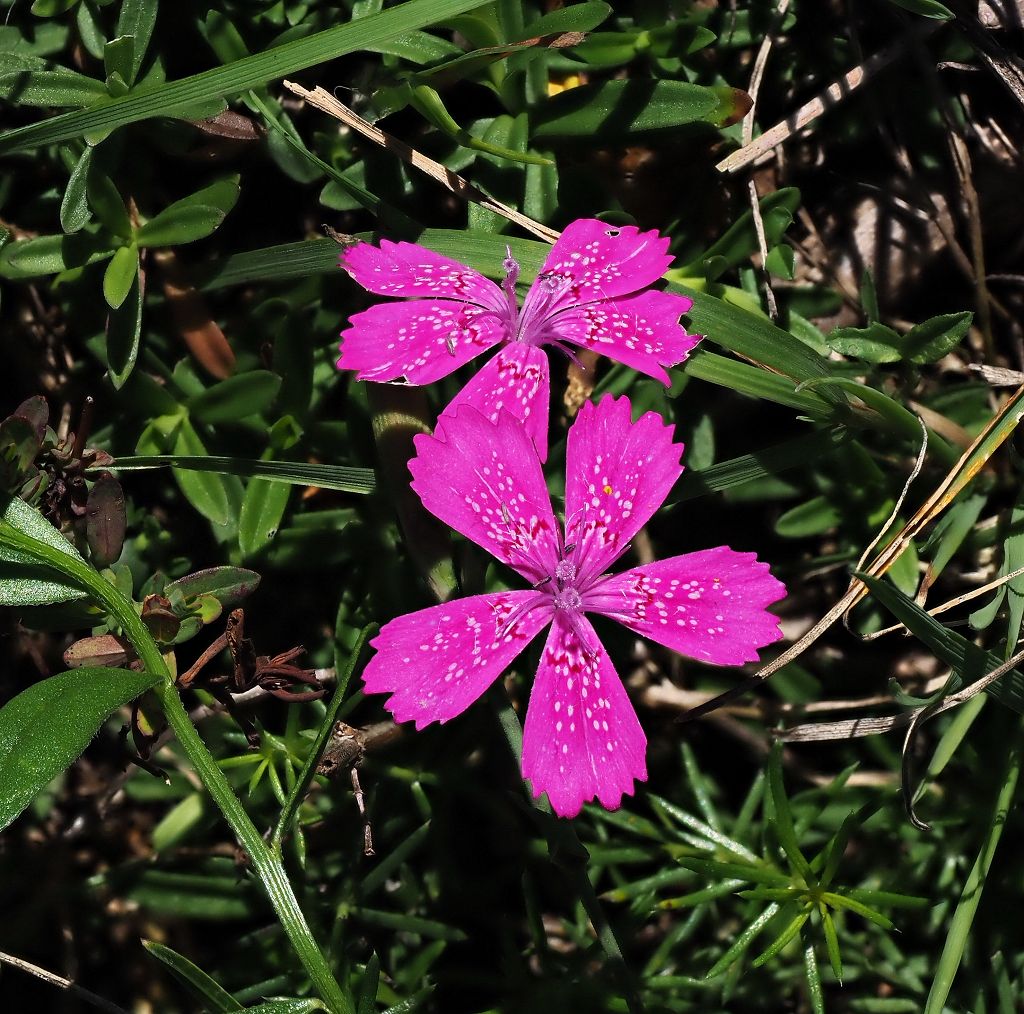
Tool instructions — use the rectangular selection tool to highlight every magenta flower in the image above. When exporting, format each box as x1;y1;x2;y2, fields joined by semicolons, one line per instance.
338;219;700;458
361;395;786;818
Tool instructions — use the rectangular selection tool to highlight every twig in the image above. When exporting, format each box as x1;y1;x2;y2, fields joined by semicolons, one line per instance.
780;645;1024;743
716;21;939;174
0;950;129;1014
740;0;791;321
282;81;559;244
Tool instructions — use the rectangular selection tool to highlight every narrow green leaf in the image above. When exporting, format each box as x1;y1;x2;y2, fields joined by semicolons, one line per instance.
105;263;143;389
60;145;93;233
678;189;801;276
103;35;135;86
104;455;376;495
751;906;810;967
238;478;290;557
165;565;260;607
0;231;114;279
885;0;954;18
706;903;780;978
0;666;159;831
821;907;843;981
87;170;132;239
0;494;87;606
802;935;825;1014
924;721;1023;1011
0;53;106;107
103;243;139;309
171;419;231;527
515;1;611;38
0;0;494;154
827;321;903;363
136;204;227;248
904;311;973;364
143;939;242;1012
244;1002;328;1014
532;80;748;137
115;0;158;82
188;371;281;424
767;747;814;881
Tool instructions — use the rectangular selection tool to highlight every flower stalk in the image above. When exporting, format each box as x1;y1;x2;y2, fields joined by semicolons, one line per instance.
0;521;353;1014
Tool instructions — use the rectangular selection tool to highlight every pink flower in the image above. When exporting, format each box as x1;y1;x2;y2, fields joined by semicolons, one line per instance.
338;220;700;458
361;395;786;818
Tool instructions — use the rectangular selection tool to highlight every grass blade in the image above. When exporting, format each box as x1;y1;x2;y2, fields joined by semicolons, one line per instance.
0;0;490;155
101;455;375;495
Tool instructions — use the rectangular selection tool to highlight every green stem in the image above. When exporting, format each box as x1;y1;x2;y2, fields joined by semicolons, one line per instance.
0;523;353;1014
924;714;1024;1014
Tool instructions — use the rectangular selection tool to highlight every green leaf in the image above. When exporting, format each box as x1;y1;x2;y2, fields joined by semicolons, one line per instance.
669;427;845;505
116;0;158;82
103;243;139;309
105;262;143;389
171;419;231;527
0;231;114;279
802;935;825;1014
766;747;814;881
0;495;87;606
142;939;242;1012
0;0;495;154
87;169;132;239
827;321;903;363
706;903;780;977
103;865;261;920
904;311;973;364
239;478;291;557
188;371;281;424
765;242;795;280
105;455;376;495
136;204;227;248
244;1001;328;1013
60;145;93;233
103;35;135;86
165;566;260;608
0;53;106;107
515;1;611;39
678;189;801;275
531;79;749;138
885;0;954;18
30;0;81;14
0;666;160;831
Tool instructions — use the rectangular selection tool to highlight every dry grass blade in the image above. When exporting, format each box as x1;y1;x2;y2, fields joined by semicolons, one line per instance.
863;564;1024;641
716;21;939;174
0;950;129;1014
684;386;1024;723
779;646;1024;744
282;81;560;243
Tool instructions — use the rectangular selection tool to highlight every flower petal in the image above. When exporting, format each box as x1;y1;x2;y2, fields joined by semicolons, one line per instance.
410;406;560;584
524;219;674;321
564;395;683;583
338;299;505;384
548;290;699;384
341;239;505;311
438;344;550;461
587;547;786;665
522;615;646;818
362;591;549;729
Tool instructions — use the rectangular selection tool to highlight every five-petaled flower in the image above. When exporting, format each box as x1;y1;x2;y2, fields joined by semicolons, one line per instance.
338;220;700;458
361;395;786;818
